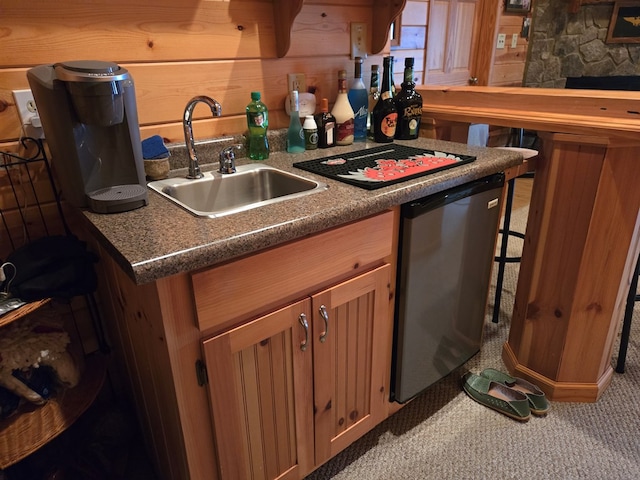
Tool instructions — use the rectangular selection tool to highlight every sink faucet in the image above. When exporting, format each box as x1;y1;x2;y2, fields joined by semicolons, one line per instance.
183;95;222;179
219;145;241;174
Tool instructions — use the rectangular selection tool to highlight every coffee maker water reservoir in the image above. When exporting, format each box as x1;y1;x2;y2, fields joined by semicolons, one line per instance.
27;60;148;213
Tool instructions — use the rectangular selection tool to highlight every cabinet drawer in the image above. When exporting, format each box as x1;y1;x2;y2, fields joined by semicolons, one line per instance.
192;210;395;333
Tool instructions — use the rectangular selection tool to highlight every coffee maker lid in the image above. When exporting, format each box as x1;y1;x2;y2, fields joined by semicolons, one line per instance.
54;60;130;83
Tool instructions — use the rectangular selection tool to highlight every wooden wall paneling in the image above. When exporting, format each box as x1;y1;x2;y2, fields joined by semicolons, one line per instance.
0;0;279;67
287;4;371;57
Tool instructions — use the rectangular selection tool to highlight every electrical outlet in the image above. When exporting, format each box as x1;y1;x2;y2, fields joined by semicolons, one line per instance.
511;33;519;48
497;34;506;49
12;89;38;126
350;22;367;59
288;73;307;93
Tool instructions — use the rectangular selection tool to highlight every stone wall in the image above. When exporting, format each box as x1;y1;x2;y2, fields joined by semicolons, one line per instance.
524;0;640;87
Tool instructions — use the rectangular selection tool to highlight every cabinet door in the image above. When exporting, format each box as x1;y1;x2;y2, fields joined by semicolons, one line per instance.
312;264;391;465
202;299;315;480
425;0;482;86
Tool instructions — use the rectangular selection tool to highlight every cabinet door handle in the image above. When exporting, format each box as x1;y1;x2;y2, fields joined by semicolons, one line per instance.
298;313;309;351
319;305;329;343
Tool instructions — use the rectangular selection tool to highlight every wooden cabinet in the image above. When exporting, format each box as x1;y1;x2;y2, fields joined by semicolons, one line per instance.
203;264;391;479
92;209;398;479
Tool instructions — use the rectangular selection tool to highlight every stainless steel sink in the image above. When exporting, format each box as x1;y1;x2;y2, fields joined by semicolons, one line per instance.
148;164;328;218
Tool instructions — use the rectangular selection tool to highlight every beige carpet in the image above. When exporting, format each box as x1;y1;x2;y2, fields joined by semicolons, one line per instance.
306;205;640;480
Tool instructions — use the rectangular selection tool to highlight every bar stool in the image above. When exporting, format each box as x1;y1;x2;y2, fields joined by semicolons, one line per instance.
491;146;538;323
615;253;640;373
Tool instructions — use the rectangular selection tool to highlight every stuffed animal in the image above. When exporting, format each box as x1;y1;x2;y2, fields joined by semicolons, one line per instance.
0;315;81;404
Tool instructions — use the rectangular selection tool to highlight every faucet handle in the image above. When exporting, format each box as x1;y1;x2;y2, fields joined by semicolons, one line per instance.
219;144;241;174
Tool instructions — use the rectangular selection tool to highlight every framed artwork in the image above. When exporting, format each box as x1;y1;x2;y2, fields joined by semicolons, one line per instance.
505;0;532;14
607;2;640;44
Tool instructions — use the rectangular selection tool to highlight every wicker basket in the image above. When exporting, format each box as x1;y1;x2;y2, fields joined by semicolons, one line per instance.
0;353;107;468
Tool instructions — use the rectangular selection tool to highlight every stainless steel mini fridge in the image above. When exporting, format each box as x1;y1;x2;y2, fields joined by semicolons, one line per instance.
391;173;504;403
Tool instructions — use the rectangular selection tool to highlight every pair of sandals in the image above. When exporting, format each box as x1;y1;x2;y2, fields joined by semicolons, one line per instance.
462;368;550;422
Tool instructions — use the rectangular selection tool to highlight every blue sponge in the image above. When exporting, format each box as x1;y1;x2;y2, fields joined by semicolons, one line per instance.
142;135;170;159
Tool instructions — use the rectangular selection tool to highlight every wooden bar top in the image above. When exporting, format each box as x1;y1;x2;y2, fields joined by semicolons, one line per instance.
417;85;640;402
417;85;640;143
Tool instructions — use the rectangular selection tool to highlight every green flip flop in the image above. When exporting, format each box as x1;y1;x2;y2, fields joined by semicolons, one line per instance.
480;368;550;416
462;372;531;422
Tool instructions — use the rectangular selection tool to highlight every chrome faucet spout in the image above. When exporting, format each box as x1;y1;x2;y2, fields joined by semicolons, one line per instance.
183;96;222;179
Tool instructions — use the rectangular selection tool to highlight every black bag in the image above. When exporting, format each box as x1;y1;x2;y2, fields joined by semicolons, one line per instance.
4;235;99;302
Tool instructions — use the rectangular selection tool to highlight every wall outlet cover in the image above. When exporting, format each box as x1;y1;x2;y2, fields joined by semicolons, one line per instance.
288;73;307;93
350;22;367;59
497;34;506;49
12;89;38;125
511;33;519;48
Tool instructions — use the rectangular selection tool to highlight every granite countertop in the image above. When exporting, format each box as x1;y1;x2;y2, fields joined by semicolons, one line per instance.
82;136;523;285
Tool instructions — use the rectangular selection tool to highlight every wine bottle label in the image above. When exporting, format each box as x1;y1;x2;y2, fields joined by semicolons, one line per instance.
402;104;423;118
304;128;318;149
325;121;335;145
336;118;354;144
380;112;398;138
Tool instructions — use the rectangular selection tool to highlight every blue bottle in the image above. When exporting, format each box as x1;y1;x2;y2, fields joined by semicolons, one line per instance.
348;57;368;142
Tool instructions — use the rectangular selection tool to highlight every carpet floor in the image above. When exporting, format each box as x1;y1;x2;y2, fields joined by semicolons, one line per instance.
306;205;640;480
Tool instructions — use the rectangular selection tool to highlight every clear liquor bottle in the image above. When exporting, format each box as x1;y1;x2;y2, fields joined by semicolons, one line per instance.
394;57;423;140
372;56;398;143
287;90;306;153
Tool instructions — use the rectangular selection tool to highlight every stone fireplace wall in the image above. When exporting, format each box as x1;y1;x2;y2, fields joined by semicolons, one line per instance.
524;0;640;87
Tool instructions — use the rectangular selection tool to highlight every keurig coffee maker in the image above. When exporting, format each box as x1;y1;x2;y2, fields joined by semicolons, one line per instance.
27;60;148;213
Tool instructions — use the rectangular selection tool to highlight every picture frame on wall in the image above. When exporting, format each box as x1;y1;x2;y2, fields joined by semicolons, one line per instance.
505;0;532;14
607;2;640;44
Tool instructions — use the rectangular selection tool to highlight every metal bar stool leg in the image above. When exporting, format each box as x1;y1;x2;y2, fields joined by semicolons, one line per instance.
616;253;640;373
492;178;516;323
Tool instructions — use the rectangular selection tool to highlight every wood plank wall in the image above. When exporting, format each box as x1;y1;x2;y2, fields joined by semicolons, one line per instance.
0;0;395;152
0;0;529;152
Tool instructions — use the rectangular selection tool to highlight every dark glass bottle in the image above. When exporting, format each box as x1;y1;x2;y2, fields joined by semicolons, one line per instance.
367;64;380;139
314;98;337;148
394;57;423;140
372;56;397;143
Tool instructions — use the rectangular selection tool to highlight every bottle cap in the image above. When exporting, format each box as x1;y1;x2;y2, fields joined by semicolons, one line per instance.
372;65;380;71
251;91;261;100
320;98;329;112
404;58;414;67
338;70;347;79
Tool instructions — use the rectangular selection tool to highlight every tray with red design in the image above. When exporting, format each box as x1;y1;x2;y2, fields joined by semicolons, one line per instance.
293;144;475;190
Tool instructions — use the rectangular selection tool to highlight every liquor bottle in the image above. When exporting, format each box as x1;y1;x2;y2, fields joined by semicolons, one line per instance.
303;115;318;150
314;98;336;149
372;56;398;143
245;91;269;160
331;70;354;145
287;90;306;153
367;64;380;139
394;57;423;140
347;57;368;142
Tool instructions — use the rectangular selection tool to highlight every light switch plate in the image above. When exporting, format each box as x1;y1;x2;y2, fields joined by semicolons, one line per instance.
497;34;506;49
511;33;519;48
350;22;367;59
